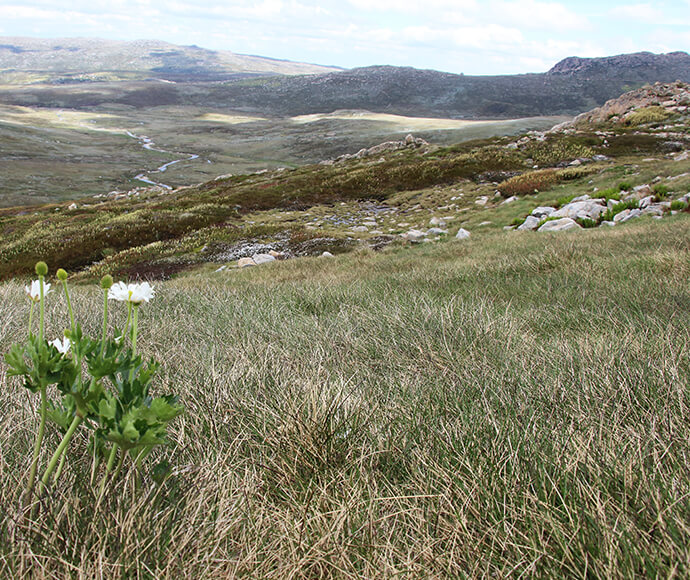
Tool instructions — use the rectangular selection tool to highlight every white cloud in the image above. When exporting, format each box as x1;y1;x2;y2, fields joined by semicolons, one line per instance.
492;0;589;30
608;3;663;22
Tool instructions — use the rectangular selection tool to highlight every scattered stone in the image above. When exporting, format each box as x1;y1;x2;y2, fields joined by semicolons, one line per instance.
639;196;655;209
475;196;489;206
552;200;606;220
252;253;276;265
478;221;492;227
214;265;228;272
351;225;369;232
518;216;541;230
268;250;282;258
613;209;631;222
601;221;616;227
68;203;78;210
532;206;556;218
429;216;447;227
537;218;581;232
501;196;518;204
321;251;334;258
405;229;427;243
238;257;256;268
427;227;448;235
618;208;642;222
455;228;471;240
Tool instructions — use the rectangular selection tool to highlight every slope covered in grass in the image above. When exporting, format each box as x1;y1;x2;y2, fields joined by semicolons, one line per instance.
1;217;689;577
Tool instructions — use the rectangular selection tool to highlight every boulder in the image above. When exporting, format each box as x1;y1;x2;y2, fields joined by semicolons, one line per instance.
551;200;606;220
518;215;541;230
639;196;655;209
252;253;276;265
405;229;427;243
321;251;334;258
455;228;471;240
613;209;630;222
601;221;616;227
427;227;448;235
474;196;489;206
618;208;642;222
238;257;256;268
537;218;581;232
531;206;556;218
501;196;518;204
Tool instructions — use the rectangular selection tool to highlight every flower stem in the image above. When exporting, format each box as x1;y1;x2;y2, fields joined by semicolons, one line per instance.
61;279;75;334
101;288;108;354
38;275;45;342
26;386;48;500
131;305;139;355
98;443;119;500
28;301;34;334
40;414;82;487
53;450;67;482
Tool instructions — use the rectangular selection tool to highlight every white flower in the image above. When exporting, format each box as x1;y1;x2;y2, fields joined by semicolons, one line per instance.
50;336;71;354
25;280;52;302
108;281;155;305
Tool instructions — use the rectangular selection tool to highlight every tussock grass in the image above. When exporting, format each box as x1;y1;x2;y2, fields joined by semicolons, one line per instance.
1;217;690;577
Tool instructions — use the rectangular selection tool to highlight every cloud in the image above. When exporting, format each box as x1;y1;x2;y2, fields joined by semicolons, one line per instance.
608;3;663;22
492;0;589;31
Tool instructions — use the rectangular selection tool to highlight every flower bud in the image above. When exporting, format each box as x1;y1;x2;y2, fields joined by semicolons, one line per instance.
100;275;114;290
57;268;68;281
35;261;48;277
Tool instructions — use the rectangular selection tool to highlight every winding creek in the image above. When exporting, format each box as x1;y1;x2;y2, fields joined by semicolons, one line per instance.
124;131;200;190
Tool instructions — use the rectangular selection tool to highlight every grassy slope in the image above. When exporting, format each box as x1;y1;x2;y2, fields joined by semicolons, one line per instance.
1;218;689;577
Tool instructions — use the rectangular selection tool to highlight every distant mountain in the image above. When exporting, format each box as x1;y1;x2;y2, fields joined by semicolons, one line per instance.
0;37;340;82
0;41;688;119
197;51;690;118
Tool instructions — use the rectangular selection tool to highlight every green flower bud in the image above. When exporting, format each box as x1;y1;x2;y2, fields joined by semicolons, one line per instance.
57;268;68;281
100;275;114;290
35;261;48;277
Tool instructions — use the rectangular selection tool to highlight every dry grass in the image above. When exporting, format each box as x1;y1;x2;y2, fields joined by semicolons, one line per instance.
1;217;690;578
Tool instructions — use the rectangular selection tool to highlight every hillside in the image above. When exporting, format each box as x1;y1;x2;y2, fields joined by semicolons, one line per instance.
0;37;339;83
0;82;688;282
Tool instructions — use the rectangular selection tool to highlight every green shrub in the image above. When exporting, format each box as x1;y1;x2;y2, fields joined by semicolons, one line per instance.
625;106;672;126
556;195;576;208
498;169;558;196
576;218;597;229
598;188;621;202
669;200;688;211
600;199;639;222
653;184;670;200
618;181;633;192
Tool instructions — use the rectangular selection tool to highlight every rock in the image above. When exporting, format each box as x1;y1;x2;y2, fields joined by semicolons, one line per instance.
641;205;664;216
618;208;642;222
68;203;78;210
632;184;653;199
351;226;369;233
592;154;610;162
474;196;489;206
537;218;581;232
268;250;282;258
551;200;606;220
607;199;621;210
252;253;276;265
571;194;590;202
639;196;655;209
238;257;256;268
214;265;228;272
613;209;631;222
504;225;516;231
427;227;448;235
429;216;447;227
569;159;582;166
601;221;616;227
518;215;541;230
674;151;690;161
532;206;556;218
405;229;427;242
455;228;471;240
321;251;334;258
478;221;492;227
501;196;518;204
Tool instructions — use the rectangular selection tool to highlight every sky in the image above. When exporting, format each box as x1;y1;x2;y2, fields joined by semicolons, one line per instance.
0;0;688;75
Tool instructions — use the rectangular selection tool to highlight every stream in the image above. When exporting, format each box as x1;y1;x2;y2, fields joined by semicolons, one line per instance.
125;131;201;190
